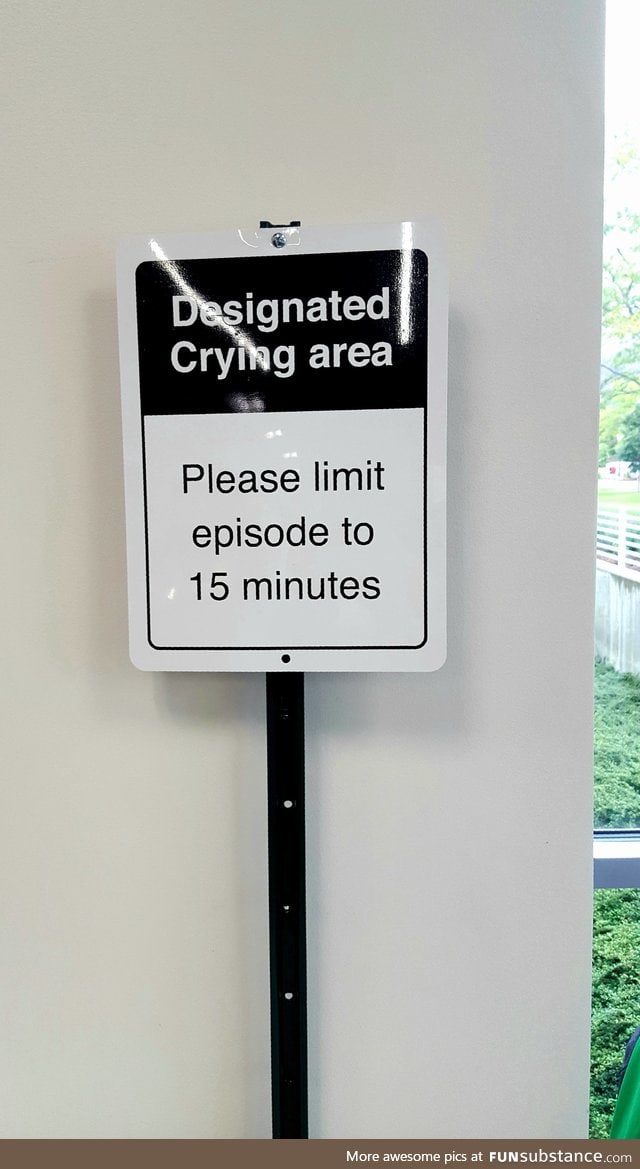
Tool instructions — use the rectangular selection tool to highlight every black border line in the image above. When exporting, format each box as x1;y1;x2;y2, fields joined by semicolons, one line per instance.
138;251;429;655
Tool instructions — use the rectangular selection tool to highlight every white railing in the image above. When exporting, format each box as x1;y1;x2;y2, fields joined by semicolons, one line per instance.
597;507;640;579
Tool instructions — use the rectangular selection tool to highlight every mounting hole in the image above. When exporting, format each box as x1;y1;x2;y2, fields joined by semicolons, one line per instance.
283;799;294;809
281;653;291;663
284;992;294;1000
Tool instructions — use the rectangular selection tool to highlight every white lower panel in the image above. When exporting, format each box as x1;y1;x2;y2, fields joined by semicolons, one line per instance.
139;408;429;668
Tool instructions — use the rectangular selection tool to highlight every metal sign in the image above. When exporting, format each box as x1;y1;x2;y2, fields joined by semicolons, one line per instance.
117;222;447;671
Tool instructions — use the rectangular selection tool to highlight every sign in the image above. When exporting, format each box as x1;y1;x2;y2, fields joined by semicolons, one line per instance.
117;222;447;671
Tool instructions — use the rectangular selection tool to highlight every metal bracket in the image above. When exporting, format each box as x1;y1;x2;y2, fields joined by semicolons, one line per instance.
259;220;301;229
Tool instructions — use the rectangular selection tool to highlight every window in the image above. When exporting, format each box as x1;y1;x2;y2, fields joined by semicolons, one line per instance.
591;0;640;1137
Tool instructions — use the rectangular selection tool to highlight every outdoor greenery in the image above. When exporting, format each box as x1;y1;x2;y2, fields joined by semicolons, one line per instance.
591;662;640;1137
594;660;640;829
591;889;640;1137
598;486;640;506
619;402;640;473
599;144;640;467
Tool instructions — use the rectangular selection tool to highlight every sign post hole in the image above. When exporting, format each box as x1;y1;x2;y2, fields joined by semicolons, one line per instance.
117;221;447;1137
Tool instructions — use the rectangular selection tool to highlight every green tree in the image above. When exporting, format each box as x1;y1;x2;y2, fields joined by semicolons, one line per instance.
599;142;640;464
619;401;640;473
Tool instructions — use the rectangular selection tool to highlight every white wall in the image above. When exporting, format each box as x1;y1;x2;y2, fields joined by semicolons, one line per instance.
0;0;603;1139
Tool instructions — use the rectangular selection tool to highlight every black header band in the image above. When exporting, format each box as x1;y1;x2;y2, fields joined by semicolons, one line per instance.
135;248;428;416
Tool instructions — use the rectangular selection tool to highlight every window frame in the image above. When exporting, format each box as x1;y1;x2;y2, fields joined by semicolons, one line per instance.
594;829;640;887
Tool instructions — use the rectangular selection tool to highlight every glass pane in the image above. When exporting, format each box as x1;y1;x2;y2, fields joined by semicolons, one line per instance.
594;0;640;829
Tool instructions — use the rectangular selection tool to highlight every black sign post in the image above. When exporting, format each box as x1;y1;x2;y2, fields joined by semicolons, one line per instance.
266;670;308;1137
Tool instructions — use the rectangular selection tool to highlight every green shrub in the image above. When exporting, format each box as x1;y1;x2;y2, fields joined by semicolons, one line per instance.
594;660;640;828
591;890;640;1136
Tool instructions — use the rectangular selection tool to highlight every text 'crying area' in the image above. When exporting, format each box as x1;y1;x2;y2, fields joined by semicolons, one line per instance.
169;287;393;378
